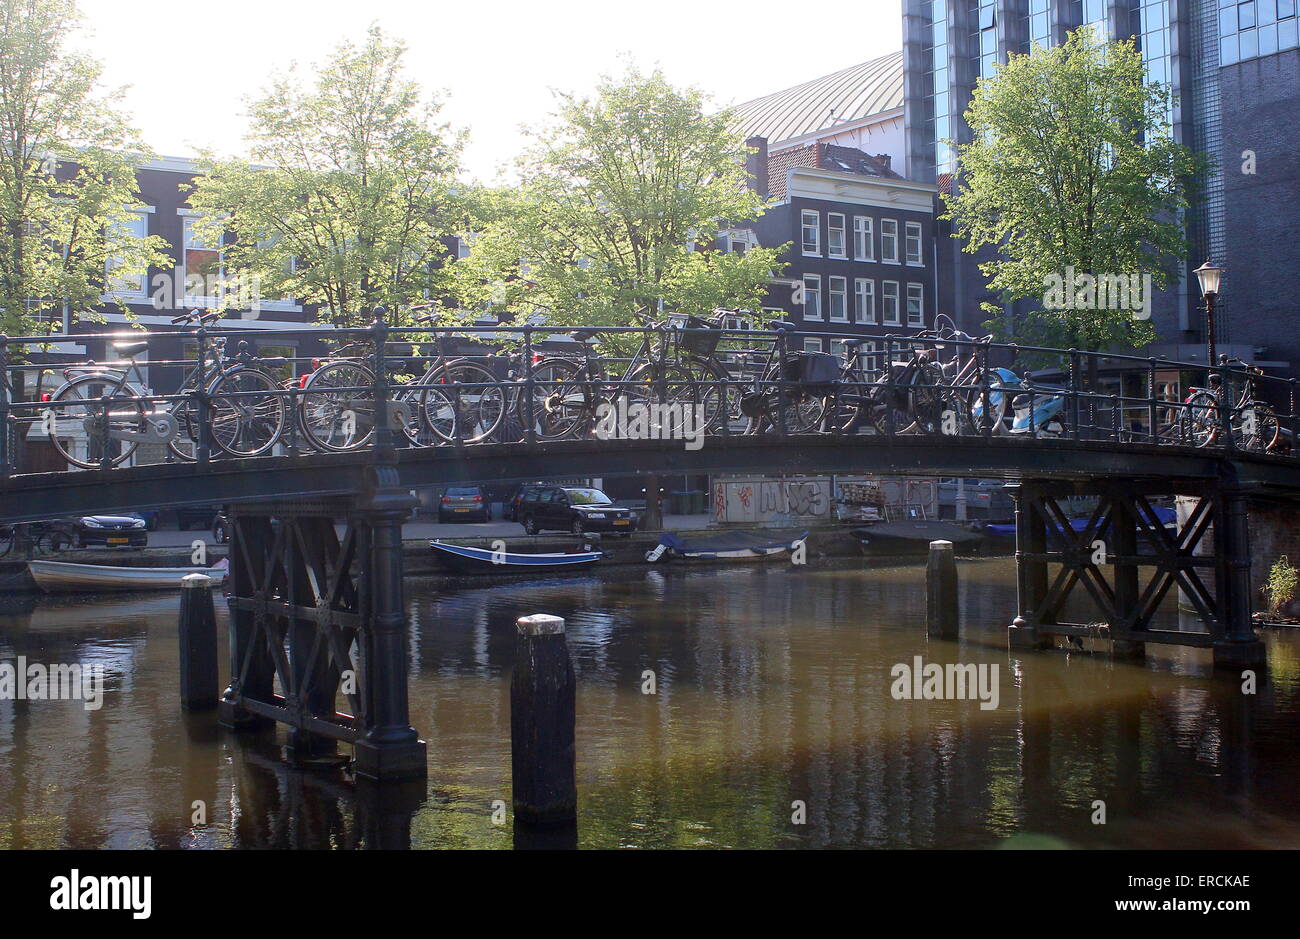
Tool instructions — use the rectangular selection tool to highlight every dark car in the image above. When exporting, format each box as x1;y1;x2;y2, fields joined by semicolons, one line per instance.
518;486;636;536
505;483;547;522
177;504;221;531
438;486;490;523
73;514;148;548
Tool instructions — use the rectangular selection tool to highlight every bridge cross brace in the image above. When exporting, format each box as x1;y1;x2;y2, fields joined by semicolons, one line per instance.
217;476;427;780
1006;477;1266;668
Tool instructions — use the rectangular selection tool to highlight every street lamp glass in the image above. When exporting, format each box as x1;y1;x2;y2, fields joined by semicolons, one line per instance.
1194;259;1223;297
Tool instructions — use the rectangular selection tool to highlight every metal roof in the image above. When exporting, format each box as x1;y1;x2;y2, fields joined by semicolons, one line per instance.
730;52;904;146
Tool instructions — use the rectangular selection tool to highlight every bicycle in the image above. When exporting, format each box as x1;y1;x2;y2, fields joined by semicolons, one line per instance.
1178;358;1280;451
0;520;74;558
42;309;289;468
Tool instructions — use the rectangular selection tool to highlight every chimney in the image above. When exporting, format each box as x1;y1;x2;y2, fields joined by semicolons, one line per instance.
745;135;769;199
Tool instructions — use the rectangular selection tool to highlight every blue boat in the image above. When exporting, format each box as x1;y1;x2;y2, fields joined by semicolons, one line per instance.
429;540;604;573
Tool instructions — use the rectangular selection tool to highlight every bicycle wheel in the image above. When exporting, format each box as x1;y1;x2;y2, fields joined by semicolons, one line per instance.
168;394;199;461
516;359;590;441
1235;401;1280;452
36;531;68;555
1179;391;1219;447
300;360;376;452
46;375;147;469
419;360;507;444
207;367;287;457
667;357;738;435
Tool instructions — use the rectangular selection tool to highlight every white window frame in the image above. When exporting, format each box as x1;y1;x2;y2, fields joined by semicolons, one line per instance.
882;280;901;325
906;283;926;327
827;213;847;259
105;206;154;299
828;275;848;322
802;273;823;321
180;212;225;305
881;219;899;264
803;336;823;353
860;340;880;378
905;221;924;266
801;210;821;256
854;278;875;324
854;216;874;261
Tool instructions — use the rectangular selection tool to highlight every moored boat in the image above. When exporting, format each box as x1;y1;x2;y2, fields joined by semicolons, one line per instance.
28;559;229;593
429;540;604;573
851;520;982;554
646;529;809;562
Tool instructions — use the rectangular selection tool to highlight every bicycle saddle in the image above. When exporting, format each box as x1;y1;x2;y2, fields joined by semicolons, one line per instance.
112;340;149;356
767;320;797;331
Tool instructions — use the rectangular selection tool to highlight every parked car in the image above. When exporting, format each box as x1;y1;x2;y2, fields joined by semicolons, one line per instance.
505;483;548;522
73;514;148;549
127;510;161;531
438;486;490;523
177;504;221;530
518;486;636;536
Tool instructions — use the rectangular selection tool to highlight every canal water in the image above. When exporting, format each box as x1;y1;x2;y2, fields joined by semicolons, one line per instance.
2;557;1299;849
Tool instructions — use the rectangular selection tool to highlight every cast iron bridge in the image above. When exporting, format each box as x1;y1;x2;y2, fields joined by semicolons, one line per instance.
3;318;1298;778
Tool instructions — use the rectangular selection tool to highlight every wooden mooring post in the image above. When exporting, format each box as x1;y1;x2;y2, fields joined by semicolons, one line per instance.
178;572;219;710
511;614;577;827
926;540;959;641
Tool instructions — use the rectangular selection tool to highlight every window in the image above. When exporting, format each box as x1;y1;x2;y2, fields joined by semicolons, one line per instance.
182;216;223;301
854;278;875;324
882;281;900;325
853;216;874;261
860;341;880;378
729;238;748;255
828;214;847;258
258;343;296;382
106;209;150;297
881;219;899;263
803;337;823;353
828;276;848;321
906;283;925;327
830;338;849;361
1282;0;1297;18
802;274;822;320
801;210;820;255
905;222;924;265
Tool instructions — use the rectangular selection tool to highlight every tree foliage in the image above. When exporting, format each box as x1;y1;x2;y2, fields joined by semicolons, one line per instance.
452;66;785;327
189;25;467;328
942;28;1203;352
0;0;168;336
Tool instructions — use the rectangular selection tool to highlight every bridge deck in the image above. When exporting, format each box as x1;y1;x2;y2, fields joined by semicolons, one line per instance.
2;433;1297;523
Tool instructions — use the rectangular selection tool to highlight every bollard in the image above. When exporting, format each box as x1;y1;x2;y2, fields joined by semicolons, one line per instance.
179;573;219;710
511;614;576;826
926;540;959;641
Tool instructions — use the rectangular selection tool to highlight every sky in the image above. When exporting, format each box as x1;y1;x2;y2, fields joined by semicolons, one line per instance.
75;0;902;183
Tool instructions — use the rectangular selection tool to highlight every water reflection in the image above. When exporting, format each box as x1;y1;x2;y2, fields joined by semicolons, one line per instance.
1;558;1298;849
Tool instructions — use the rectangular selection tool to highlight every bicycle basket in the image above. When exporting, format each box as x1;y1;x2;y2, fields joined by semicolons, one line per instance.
782;351;841;388
678;315;723;357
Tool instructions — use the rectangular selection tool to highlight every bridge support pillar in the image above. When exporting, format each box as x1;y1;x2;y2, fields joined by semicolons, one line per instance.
218;470;427;781
1006;476;1265;668
1212;481;1266;669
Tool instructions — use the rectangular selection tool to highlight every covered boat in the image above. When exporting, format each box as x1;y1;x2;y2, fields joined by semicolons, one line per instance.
28;559;229;593
645;529;808;562
429;540;604;573
851;520;982;554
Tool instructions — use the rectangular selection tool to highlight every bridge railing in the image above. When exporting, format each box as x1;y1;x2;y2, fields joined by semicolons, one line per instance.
0;313;1296;479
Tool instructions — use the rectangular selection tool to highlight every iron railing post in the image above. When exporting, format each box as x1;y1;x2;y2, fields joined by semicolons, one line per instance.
885;334;897;437
371;308;394;455
1068;350;1080;442
522;326;536;446
195;327;211;465
0;334;10;477
775;327;788;436
99;394;112;470
1217;357;1235;452
1148;357;1159;444
980;344;991;438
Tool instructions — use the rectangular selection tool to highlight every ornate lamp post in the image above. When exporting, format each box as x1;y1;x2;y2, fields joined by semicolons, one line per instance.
1194;259;1224;369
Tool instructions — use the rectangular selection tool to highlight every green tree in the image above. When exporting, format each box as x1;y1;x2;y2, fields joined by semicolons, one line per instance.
942;28;1203;353
0;0;168;336
188;25;467;328
452;65;785;328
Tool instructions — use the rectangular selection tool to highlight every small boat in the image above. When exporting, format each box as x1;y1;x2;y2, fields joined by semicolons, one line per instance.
28;559;229;593
429;540;604;574
646;529;808;562
852;520;982;554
